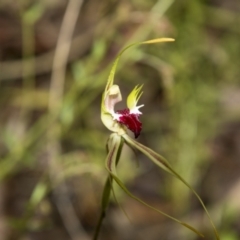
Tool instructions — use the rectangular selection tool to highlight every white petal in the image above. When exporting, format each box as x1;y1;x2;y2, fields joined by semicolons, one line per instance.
130;104;144;115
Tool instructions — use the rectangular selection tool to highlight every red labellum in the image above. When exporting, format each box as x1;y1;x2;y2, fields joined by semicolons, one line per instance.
116;108;142;138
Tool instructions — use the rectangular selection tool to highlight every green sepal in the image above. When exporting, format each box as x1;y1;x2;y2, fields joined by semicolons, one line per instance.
127;84;143;110
123;134;220;240
105;133;204;238
101;38;175;133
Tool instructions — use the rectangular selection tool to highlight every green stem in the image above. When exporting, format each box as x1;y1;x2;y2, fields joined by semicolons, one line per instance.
93;137;124;240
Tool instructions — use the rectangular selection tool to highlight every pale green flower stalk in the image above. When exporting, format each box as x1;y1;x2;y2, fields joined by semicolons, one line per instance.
94;38;220;240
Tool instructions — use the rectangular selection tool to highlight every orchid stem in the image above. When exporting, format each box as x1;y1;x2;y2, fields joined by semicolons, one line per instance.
93;137;124;240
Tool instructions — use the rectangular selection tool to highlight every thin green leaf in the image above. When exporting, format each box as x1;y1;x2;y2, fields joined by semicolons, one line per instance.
101;175;112;212
110;177;132;224
102;134;122;210
106;158;204;238
94;134;124;240
123;134;220;240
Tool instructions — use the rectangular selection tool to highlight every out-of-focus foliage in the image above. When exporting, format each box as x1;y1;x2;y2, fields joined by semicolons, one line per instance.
0;0;240;239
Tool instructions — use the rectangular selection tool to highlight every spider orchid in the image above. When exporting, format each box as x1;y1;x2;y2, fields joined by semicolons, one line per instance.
102;83;144;138
95;38;220;240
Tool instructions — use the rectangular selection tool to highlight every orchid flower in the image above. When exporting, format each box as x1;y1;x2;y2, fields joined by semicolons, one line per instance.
95;38;220;240
102;83;144;138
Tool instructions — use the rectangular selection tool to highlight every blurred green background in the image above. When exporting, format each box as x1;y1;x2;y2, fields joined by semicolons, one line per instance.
0;0;240;239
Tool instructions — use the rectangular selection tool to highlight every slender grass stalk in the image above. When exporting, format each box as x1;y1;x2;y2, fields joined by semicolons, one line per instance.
21;16;35;90
93;137;124;240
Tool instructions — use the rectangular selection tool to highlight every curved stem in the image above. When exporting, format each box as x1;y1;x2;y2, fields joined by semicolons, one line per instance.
93;137;124;240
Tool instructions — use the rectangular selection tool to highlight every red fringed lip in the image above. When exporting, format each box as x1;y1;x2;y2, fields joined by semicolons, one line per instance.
116;108;142;138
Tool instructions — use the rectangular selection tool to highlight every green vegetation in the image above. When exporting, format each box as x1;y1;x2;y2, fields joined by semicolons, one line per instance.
0;0;239;239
